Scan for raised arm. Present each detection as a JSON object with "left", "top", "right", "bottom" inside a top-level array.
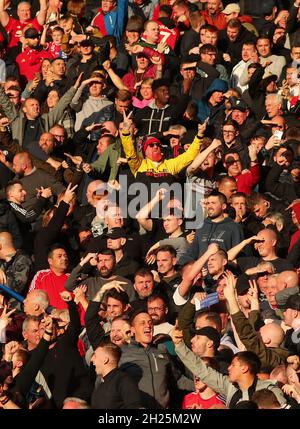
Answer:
[
  {"left": 187, "top": 137, "right": 221, "bottom": 175},
  {"left": 120, "top": 110, "right": 142, "bottom": 175},
  {"left": 172, "top": 326, "right": 230, "bottom": 396},
  {"left": 227, "top": 235, "right": 258, "bottom": 262},
  {"left": 136, "top": 188, "right": 167, "bottom": 232},
  {"left": 0, "top": 0, "right": 9, "bottom": 27},
  {"left": 103, "top": 60, "right": 129, "bottom": 91},
  {"left": 176, "top": 243, "right": 220, "bottom": 299},
  {"left": 37, "top": 0, "right": 48, "bottom": 26}
]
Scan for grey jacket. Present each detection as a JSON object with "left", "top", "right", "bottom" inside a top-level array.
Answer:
[
  {"left": 175, "top": 341, "right": 287, "bottom": 408},
  {"left": 0, "top": 86, "right": 77, "bottom": 146},
  {"left": 119, "top": 340, "right": 171, "bottom": 409},
  {"left": 119, "top": 340, "right": 194, "bottom": 409}
]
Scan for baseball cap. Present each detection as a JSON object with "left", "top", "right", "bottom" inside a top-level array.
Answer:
[
  {"left": 79, "top": 39, "right": 94, "bottom": 48},
  {"left": 284, "top": 294, "right": 300, "bottom": 311},
  {"left": 230, "top": 97, "right": 248, "bottom": 112},
  {"left": 24, "top": 27, "right": 40, "bottom": 39},
  {"left": 143, "top": 137, "right": 161, "bottom": 153},
  {"left": 192, "top": 326, "right": 221, "bottom": 351},
  {"left": 222, "top": 3, "right": 240, "bottom": 15},
  {"left": 103, "top": 227, "right": 128, "bottom": 239}
]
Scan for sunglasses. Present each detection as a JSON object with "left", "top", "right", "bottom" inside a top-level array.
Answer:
[
  {"left": 225, "top": 159, "right": 240, "bottom": 166},
  {"left": 148, "top": 143, "right": 161, "bottom": 148}
]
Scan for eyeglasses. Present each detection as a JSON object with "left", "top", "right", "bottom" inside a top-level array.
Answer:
[
  {"left": 225, "top": 159, "right": 240, "bottom": 166},
  {"left": 148, "top": 306, "right": 165, "bottom": 312},
  {"left": 148, "top": 143, "right": 161, "bottom": 148},
  {"left": 223, "top": 130, "right": 235, "bottom": 135}
]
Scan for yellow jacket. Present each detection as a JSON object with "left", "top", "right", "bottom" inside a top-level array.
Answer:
[{"left": 121, "top": 133, "right": 203, "bottom": 177}]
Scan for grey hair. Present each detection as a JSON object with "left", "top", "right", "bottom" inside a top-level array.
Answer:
[
  {"left": 265, "top": 93, "right": 283, "bottom": 105},
  {"left": 63, "top": 397, "right": 90, "bottom": 409}
]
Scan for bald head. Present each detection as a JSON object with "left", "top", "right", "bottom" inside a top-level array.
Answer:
[
  {"left": 0, "top": 232, "right": 14, "bottom": 248},
  {"left": 259, "top": 322, "right": 285, "bottom": 348},
  {"left": 86, "top": 180, "right": 106, "bottom": 206},
  {"left": 13, "top": 152, "right": 33, "bottom": 177},
  {"left": 277, "top": 271, "right": 299, "bottom": 291}
]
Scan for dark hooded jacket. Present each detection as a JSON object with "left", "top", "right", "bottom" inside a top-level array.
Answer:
[
  {"left": 178, "top": 216, "right": 244, "bottom": 265},
  {"left": 196, "top": 78, "right": 228, "bottom": 125}
]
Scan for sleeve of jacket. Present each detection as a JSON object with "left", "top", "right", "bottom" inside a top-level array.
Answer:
[
  {"left": 165, "top": 135, "right": 202, "bottom": 175},
  {"left": 7, "top": 210, "right": 23, "bottom": 249},
  {"left": 276, "top": 286, "right": 299, "bottom": 307},
  {"left": 85, "top": 300, "right": 105, "bottom": 350},
  {"left": 286, "top": 4, "right": 299, "bottom": 34},
  {"left": 248, "top": 66, "right": 264, "bottom": 99},
  {"left": 29, "top": 270, "right": 43, "bottom": 292},
  {"left": 0, "top": 86, "right": 18, "bottom": 121},
  {"left": 6, "top": 254, "right": 32, "bottom": 295},
  {"left": 116, "top": 0, "right": 128, "bottom": 41},
  {"left": 42, "top": 171, "right": 66, "bottom": 196},
  {"left": 13, "top": 338, "right": 50, "bottom": 400},
  {"left": 46, "top": 86, "right": 77, "bottom": 127},
  {"left": 231, "top": 222, "right": 244, "bottom": 248},
  {"left": 171, "top": 93, "right": 190, "bottom": 120},
  {"left": 178, "top": 231, "right": 200, "bottom": 265},
  {"left": 178, "top": 301, "right": 196, "bottom": 348},
  {"left": 10, "top": 197, "right": 47, "bottom": 223},
  {"left": 0, "top": 129, "right": 21, "bottom": 155},
  {"left": 64, "top": 263, "right": 85, "bottom": 291},
  {"left": 196, "top": 61, "right": 220, "bottom": 79},
  {"left": 231, "top": 311, "right": 286, "bottom": 368},
  {"left": 120, "top": 132, "right": 142, "bottom": 176},
  {"left": 249, "top": 164, "right": 260, "bottom": 187},
  {"left": 175, "top": 341, "right": 231, "bottom": 396},
  {"left": 63, "top": 300, "right": 82, "bottom": 347},
  {"left": 265, "top": 164, "right": 297, "bottom": 203}
]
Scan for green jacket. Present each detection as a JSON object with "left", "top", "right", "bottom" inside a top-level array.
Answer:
[
  {"left": 231, "top": 310, "right": 289, "bottom": 369},
  {"left": 175, "top": 341, "right": 287, "bottom": 408},
  {"left": 178, "top": 300, "right": 196, "bottom": 348},
  {"left": 90, "top": 140, "right": 121, "bottom": 181}
]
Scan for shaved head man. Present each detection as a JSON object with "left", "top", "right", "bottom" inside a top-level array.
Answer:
[{"left": 259, "top": 323, "right": 285, "bottom": 348}]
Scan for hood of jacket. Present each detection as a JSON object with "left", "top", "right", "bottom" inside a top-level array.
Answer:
[{"left": 204, "top": 78, "right": 228, "bottom": 98}]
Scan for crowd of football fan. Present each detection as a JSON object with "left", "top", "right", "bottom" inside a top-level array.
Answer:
[{"left": 0, "top": 0, "right": 300, "bottom": 410}]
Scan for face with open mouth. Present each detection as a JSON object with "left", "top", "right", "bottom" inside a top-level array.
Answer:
[{"left": 131, "top": 312, "right": 154, "bottom": 347}]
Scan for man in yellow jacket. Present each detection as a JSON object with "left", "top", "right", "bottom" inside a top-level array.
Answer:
[{"left": 120, "top": 112, "right": 207, "bottom": 186}]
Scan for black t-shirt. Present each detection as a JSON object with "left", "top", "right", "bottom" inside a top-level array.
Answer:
[
  {"left": 237, "top": 256, "right": 294, "bottom": 273},
  {"left": 23, "top": 119, "right": 43, "bottom": 149}
]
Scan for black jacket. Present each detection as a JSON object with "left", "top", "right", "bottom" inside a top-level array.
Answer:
[
  {"left": 133, "top": 95, "right": 190, "bottom": 137},
  {"left": 218, "top": 27, "right": 257, "bottom": 70},
  {"left": 265, "top": 164, "right": 299, "bottom": 204},
  {"left": 91, "top": 368, "right": 143, "bottom": 409},
  {"left": 0, "top": 200, "right": 23, "bottom": 248}
]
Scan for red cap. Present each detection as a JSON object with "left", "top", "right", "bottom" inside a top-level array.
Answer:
[{"left": 143, "top": 137, "right": 161, "bottom": 153}]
